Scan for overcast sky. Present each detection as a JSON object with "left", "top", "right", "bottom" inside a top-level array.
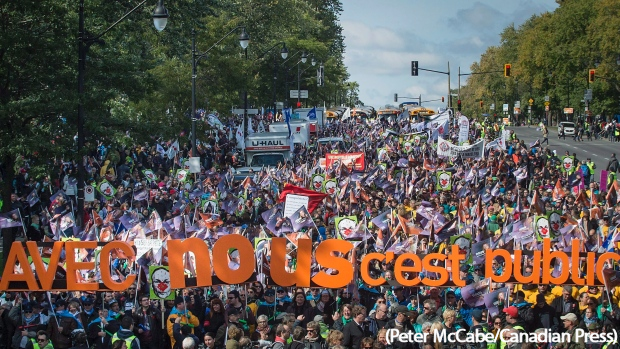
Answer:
[{"left": 340, "top": 0, "right": 559, "bottom": 111}]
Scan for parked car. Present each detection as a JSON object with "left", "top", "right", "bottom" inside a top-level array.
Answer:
[{"left": 558, "top": 121, "right": 575, "bottom": 135}]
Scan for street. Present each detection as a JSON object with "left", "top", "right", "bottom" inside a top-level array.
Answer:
[{"left": 507, "top": 125, "right": 616, "bottom": 179}]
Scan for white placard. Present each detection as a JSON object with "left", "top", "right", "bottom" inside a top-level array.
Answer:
[
  {"left": 84, "top": 185, "right": 95, "bottom": 202},
  {"left": 134, "top": 239, "right": 163, "bottom": 259},
  {"left": 283, "top": 194, "right": 310, "bottom": 218},
  {"left": 188, "top": 157, "right": 201, "bottom": 173},
  {"left": 458, "top": 115, "right": 469, "bottom": 144}
]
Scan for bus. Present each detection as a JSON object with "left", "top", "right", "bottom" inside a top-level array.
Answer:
[
  {"left": 377, "top": 108, "right": 400, "bottom": 121},
  {"left": 408, "top": 107, "right": 435, "bottom": 121},
  {"left": 399, "top": 101, "right": 419, "bottom": 111}
]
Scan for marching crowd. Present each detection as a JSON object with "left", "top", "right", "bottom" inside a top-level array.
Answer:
[{"left": 2, "top": 110, "right": 620, "bottom": 349}]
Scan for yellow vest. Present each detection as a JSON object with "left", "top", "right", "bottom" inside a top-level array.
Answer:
[
  {"left": 31, "top": 338, "right": 54, "bottom": 349},
  {"left": 112, "top": 333, "right": 137, "bottom": 349},
  {"left": 499, "top": 325, "right": 524, "bottom": 349}
]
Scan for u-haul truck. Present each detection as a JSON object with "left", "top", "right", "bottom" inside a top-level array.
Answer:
[{"left": 234, "top": 132, "right": 291, "bottom": 179}]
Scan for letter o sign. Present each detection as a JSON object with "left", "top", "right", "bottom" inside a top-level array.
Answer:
[{"left": 212, "top": 235, "right": 255, "bottom": 284}]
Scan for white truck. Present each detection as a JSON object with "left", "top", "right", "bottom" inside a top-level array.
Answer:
[
  {"left": 268, "top": 120, "right": 310, "bottom": 146},
  {"left": 234, "top": 132, "right": 291, "bottom": 179},
  {"left": 294, "top": 107, "right": 325, "bottom": 129}
]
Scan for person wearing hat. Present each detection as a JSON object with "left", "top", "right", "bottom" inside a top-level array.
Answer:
[
  {"left": 389, "top": 286, "right": 408, "bottom": 308},
  {"left": 556, "top": 313, "right": 585, "bottom": 349},
  {"left": 532, "top": 294, "right": 559, "bottom": 332},
  {"left": 214, "top": 307, "right": 242, "bottom": 348},
  {"left": 468, "top": 309, "right": 490, "bottom": 349},
  {"left": 257, "top": 289, "right": 280, "bottom": 327},
  {"left": 46, "top": 298, "right": 78, "bottom": 349},
  {"left": 502, "top": 306, "right": 526, "bottom": 333},
  {"left": 167, "top": 296, "right": 199, "bottom": 349},
  {"left": 78, "top": 297, "right": 98, "bottom": 330},
  {"left": 459, "top": 265, "right": 474, "bottom": 286},
  {"left": 225, "top": 290, "right": 256, "bottom": 335},
  {"left": 7, "top": 299, "right": 47, "bottom": 349},
  {"left": 314, "top": 290, "right": 337, "bottom": 329},
  {"left": 383, "top": 305, "right": 413, "bottom": 349}
]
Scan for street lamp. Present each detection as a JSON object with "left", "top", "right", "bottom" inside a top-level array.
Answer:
[
  {"left": 254, "top": 42, "right": 288, "bottom": 118},
  {"left": 281, "top": 50, "right": 307, "bottom": 108},
  {"left": 297, "top": 52, "right": 314, "bottom": 107},
  {"left": 76, "top": 0, "right": 169, "bottom": 226},
  {"left": 190, "top": 26, "right": 249, "bottom": 156},
  {"left": 152, "top": 0, "right": 169, "bottom": 31}
]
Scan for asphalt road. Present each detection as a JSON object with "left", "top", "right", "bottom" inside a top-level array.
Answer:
[{"left": 507, "top": 125, "right": 616, "bottom": 180}]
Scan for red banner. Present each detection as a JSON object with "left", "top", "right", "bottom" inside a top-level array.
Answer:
[{"left": 325, "top": 152, "right": 365, "bottom": 171}]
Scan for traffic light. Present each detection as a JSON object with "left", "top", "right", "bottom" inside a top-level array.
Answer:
[
  {"left": 589, "top": 69, "right": 596, "bottom": 83},
  {"left": 480, "top": 100, "right": 483, "bottom": 108},
  {"left": 504, "top": 64, "right": 511, "bottom": 77},
  {"left": 441, "top": 96, "right": 445, "bottom": 103},
  {"left": 296, "top": 101, "right": 302, "bottom": 108},
  {"left": 457, "top": 99, "right": 462, "bottom": 111},
  {"left": 411, "top": 61, "right": 418, "bottom": 76},
  {"left": 394, "top": 93, "right": 398, "bottom": 102}
]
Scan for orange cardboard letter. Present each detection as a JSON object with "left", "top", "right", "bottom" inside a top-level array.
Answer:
[
  {"left": 270, "top": 237, "right": 312, "bottom": 287},
  {"left": 168, "top": 238, "right": 212, "bottom": 288},
  {"left": 361, "top": 253, "right": 387, "bottom": 286},
  {"left": 100, "top": 242, "right": 136, "bottom": 291},
  {"left": 394, "top": 253, "right": 422, "bottom": 287},
  {"left": 65, "top": 241, "right": 98, "bottom": 291},
  {"left": 212, "top": 235, "right": 254, "bottom": 285},
  {"left": 313, "top": 239, "right": 354, "bottom": 288},
  {"left": 0, "top": 242, "right": 38, "bottom": 291},
  {"left": 27, "top": 241, "right": 63, "bottom": 290}
]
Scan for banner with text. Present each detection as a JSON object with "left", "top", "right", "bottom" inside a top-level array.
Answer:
[{"left": 325, "top": 152, "right": 366, "bottom": 171}]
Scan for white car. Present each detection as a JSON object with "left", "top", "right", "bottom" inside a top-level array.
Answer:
[{"left": 558, "top": 122, "right": 575, "bottom": 135}]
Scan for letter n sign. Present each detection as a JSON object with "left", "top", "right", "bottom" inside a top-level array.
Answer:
[{"left": 411, "top": 61, "right": 418, "bottom": 76}]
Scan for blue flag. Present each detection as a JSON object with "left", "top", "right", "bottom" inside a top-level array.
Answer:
[
  {"left": 307, "top": 107, "right": 317, "bottom": 120},
  {"left": 284, "top": 108, "right": 292, "bottom": 137}
]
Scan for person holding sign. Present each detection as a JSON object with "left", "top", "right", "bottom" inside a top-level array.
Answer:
[{"left": 167, "top": 297, "right": 199, "bottom": 349}]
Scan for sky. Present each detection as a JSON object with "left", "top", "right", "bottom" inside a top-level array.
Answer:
[{"left": 340, "top": 0, "right": 559, "bottom": 111}]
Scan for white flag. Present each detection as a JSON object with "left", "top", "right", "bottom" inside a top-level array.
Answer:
[
  {"left": 341, "top": 107, "right": 351, "bottom": 121},
  {"left": 168, "top": 139, "right": 179, "bottom": 158},
  {"left": 247, "top": 118, "right": 254, "bottom": 134},
  {"left": 236, "top": 123, "right": 245, "bottom": 150}
]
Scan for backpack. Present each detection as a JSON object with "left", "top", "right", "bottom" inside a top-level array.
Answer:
[
  {"left": 610, "top": 159, "right": 619, "bottom": 173},
  {"left": 515, "top": 304, "right": 534, "bottom": 331}
]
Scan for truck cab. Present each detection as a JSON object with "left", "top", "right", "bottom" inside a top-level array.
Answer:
[{"left": 234, "top": 132, "right": 291, "bottom": 179}]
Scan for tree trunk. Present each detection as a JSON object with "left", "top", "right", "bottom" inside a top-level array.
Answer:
[{"left": 1, "top": 154, "right": 16, "bottom": 273}]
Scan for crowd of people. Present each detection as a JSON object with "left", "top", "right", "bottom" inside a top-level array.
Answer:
[{"left": 2, "top": 109, "right": 620, "bottom": 349}]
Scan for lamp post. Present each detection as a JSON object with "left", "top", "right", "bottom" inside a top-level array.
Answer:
[
  {"left": 190, "top": 26, "right": 249, "bottom": 153},
  {"left": 297, "top": 52, "right": 310, "bottom": 107},
  {"left": 77, "top": 0, "right": 168, "bottom": 226},
  {"left": 281, "top": 50, "right": 304, "bottom": 107}
]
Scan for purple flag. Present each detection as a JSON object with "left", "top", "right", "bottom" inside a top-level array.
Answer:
[
  {"left": 371, "top": 210, "right": 391, "bottom": 232},
  {"left": 0, "top": 209, "right": 23, "bottom": 229},
  {"left": 461, "top": 279, "right": 491, "bottom": 307},
  {"left": 26, "top": 190, "right": 39, "bottom": 207},
  {"left": 484, "top": 287, "right": 508, "bottom": 317}
]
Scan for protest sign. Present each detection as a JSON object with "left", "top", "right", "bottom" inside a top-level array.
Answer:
[
  {"left": 283, "top": 194, "right": 310, "bottom": 218},
  {"left": 325, "top": 152, "right": 366, "bottom": 171}
]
